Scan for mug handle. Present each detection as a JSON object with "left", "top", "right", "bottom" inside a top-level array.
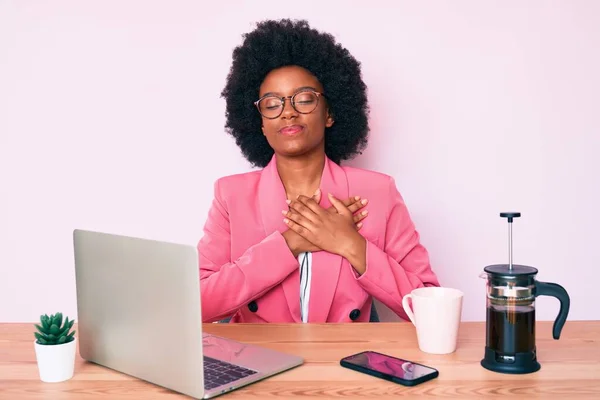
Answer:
[{"left": 401, "top": 294, "right": 416, "bottom": 325}]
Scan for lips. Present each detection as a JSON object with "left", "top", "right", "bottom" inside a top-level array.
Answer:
[{"left": 279, "top": 125, "right": 304, "bottom": 136}]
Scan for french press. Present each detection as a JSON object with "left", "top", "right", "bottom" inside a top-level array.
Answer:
[{"left": 480, "top": 212, "right": 570, "bottom": 374}]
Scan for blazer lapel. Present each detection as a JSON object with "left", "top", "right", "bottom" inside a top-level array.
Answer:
[
  {"left": 258, "top": 155, "right": 301, "bottom": 322},
  {"left": 308, "top": 157, "right": 349, "bottom": 322}
]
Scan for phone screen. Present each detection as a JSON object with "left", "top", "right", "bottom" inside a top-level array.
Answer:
[{"left": 342, "top": 351, "right": 437, "bottom": 381}]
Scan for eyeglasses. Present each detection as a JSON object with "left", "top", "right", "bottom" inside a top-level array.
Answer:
[{"left": 254, "top": 89, "right": 325, "bottom": 119}]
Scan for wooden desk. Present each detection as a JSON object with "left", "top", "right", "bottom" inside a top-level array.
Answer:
[{"left": 1, "top": 321, "right": 599, "bottom": 399}]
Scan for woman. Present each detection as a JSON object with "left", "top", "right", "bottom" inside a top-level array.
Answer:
[{"left": 198, "top": 19, "right": 440, "bottom": 323}]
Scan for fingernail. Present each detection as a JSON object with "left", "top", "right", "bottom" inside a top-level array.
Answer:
[
  {"left": 286, "top": 199, "right": 291, "bottom": 205},
  {"left": 283, "top": 218, "right": 289, "bottom": 224},
  {"left": 361, "top": 199, "right": 368, "bottom": 205},
  {"left": 281, "top": 210, "right": 288, "bottom": 215},
  {"left": 357, "top": 222, "right": 363, "bottom": 228},
  {"left": 362, "top": 210, "right": 368, "bottom": 215},
  {"left": 354, "top": 196, "right": 360, "bottom": 200},
  {"left": 314, "top": 188, "right": 321, "bottom": 195}
]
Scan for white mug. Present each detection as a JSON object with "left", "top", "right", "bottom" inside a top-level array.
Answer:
[{"left": 402, "top": 287, "right": 464, "bottom": 354}]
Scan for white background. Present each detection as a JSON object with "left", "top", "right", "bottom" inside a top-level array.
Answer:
[{"left": 1, "top": 1, "right": 598, "bottom": 322}]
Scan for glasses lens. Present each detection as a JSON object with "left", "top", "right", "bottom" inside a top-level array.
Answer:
[
  {"left": 258, "top": 96, "right": 282, "bottom": 118},
  {"left": 293, "top": 91, "right": 318, "bottom": 114}
]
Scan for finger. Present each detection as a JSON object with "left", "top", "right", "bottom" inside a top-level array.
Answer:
[
  {"left": 356, "top": 222, "right": 363, "bottom": 231},
  {"left": 353, "top": 209, "right": 369, "bottom": 223},
  {"left": 286, "top": 198, "right": 320, "bottom": 224},
  {"left": 312, "top": 188, "right": 322, "bottom": 204},
  {"left": 330, "top": 196, "right": 364, "bottom": 213},
  {"left": 341, "top": 195, "right": 360, "bottom": 207},
  {"left": 347, "top": 198, "right": 368, "bottom": 214},
  {"left": 282, "top": 208, "right": 317, "bottom": 231},
  {"left": 328, "top": 193, "right": 351, "bottom": 216},
  {"left": 283, "top": 217, "right": 313, "bottom": 241},
  {"left": 328, "top": 196, "right": 352, "bottom": 213},
  {"left": 296, "top": 195, "right": 327, "bottom": 217},
  {"left": 333, "top": 196, "right": 358, "bottom": 212}
]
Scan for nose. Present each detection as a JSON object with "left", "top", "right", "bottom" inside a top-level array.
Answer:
[{"left": 280, "top": 97, "right": 298, "bottom": 119}]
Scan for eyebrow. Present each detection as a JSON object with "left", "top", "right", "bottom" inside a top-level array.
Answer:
[{"left": 261, "top": 86, "right": 318, "bottom": 97}]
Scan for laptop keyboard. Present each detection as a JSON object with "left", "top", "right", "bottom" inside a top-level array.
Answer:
[{"left": 203, "top": 356, "right": 258, "bottom": 390}]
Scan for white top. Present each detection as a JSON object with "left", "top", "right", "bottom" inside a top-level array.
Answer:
[{"left": 298, "top": 252, "right": 312, "bottom": 323}]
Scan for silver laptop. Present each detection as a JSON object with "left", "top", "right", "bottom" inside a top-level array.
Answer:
[{"left": 73, "top": 229, "right": 303, "bottom": 399}]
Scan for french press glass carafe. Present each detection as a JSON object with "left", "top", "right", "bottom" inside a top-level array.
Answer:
[{"left": 480, "top": 212, "right": 570, "bottom": 374}]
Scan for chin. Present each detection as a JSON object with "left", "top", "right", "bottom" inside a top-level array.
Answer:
[
  {"left": 270, "top": 138, "right": 324, "bottom": 159},
  {"left": 278, "top": 148, "right": 309, "bottom": 157}
]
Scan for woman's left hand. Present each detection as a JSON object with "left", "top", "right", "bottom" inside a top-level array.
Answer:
[{"left": 282, "top": 193, "right": 366, "bottom": 260}]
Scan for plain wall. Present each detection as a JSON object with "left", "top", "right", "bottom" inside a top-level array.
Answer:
[{"left": 1, "top": 1, "right": 598, "bottom": 323}]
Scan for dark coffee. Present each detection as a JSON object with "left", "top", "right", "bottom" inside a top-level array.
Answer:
[{"left": 486, "top": 307, "right": 535, "bottom": 354}]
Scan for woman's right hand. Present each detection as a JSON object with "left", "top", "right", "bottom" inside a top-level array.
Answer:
[{"left": 283, "top": 194, "right": 368, "bottom": 257}]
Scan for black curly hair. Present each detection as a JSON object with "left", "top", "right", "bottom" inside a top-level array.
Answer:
[{"left": 221, "top": 19, "right": 370, "bottom": 168}]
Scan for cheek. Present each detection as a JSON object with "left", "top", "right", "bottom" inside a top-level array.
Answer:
[
  {"left": 309, "top": 111, "right": 328, "bottom": 130},
  {"left": 263, "top": 120, "right": 278, "bottom": 136}
]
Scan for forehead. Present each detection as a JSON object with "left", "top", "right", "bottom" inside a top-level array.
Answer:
[{"left": 259, "top": 65, "right": 323, "bottom": 96}]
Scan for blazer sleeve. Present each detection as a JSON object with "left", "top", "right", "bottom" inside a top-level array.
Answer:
[
  {"left": 198, "top": 179, "right": 299, "bottom": 322},
  {"left": 355, "top": 176, "right": 440, "bottom": 320}
]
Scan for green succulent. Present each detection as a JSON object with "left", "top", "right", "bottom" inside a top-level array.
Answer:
[{"left": 34, "top": 312, "right": 76, "bottom": 345}]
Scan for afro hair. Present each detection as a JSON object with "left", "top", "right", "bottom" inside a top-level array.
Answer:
[{"left": 221, "top": 19, "right": 370, "bottom": 168}]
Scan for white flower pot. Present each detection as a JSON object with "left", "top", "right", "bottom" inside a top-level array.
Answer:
[{"left": 34, "top": 338, "right": 77, "bottom": 382}]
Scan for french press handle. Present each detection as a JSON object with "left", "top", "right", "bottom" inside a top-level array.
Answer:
[{"left": 535, "top": 281, "right": 570, "bottom": 339}]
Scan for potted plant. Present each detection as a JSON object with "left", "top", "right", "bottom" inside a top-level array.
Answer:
[{"left": 33, "top": 312, "right": 77, "bottom": 382}]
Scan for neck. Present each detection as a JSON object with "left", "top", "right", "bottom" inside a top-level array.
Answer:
[{"left": 276, "top": 151, "right": 326, "bottom": 200}]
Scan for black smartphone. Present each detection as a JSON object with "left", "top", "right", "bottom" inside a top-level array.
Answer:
[{"left": 340, "top": 351, "right": 439, "bottom": 386}]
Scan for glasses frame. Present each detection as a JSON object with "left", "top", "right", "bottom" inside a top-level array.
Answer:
[{"left": 253, "top": 89, "right": 326, "bottom": 119}]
